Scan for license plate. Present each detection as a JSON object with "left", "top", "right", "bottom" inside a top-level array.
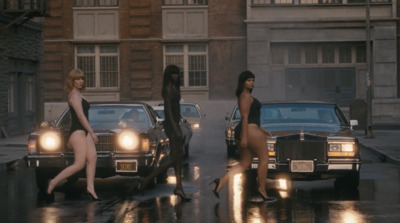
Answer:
[
  {"left": 291, "top": 160, "right": 314, "bottom": 172},
  {"left": 116, "top": 160, "right": 137, "bottom": 172}
]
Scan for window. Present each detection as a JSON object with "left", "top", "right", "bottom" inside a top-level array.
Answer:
[
  {"left": 288, "top": 46, "right": 301, "bottom": 64},
  {"left": 163, "top": 0, "right": 208, "bottom": 5},
  {"left": 25, "top": 75, "right": 34, "bottom": 111},
  {"left": 322, "top": 46, "right": 335, "bottom": 63},
  {"left": 271, "top": 46, "right": 285, "bottom": 64},
  {"left": 74, "top": 0, "right": 118, "bottom": 7},
  {"left": 305, "top": 46, "right": 318, "bottom": 64},
  {"left": 339, "top": 46, "right": 352, "bottom": 63},
  {"left": 165, "top": 44, "right": 208, "bottom": 88},
  {"left": 356, "top": 45, "right": 366, "bottom": 63},
  {"left": 8, "top": 75, "right": 16, "bottom": 113},
  {"left": 75, "top": 45, "right": 119, "bottom": 89}
]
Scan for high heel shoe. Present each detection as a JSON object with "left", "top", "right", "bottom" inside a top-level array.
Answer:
[
  {"left": 173, "top": 189, "right": 191, "bottom": 202},
  {"left": 209, "top": 178, "right": 220, "bottom": 199},
  {"left": 257, "top": 190, "right": 277, "bottom": 203},
  {"left": 86, "top": 190, "right": 102, "bottom": 201}
]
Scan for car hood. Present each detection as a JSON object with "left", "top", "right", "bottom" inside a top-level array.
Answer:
[{"left": 262, "top": 123, "right": 355, "bottom": 138}]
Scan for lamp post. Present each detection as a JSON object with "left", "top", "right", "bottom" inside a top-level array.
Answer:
[{"left": 366, "top": 0, "right": 373, "bottom": 138}]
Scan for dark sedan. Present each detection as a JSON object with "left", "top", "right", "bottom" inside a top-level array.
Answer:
[
  {"left": 25, "top": 102, "right": 170, "bottom": 190},
  {"left": 227, "top": 102, "right": 361, "bottom": 189}
]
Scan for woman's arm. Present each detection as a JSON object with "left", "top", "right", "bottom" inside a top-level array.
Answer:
[
  {"left": 238, "top": 93, "right": 252, "bottom": 148},
  {"left": 69, "top": 93, "right": 98, "bottom": 143}
]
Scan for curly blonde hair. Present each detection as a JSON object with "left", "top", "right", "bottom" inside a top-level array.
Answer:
[{"left": 65, "top": 69, "right": 86, "bottom": 93}]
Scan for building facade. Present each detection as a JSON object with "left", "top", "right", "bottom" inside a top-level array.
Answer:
[
  {"left": 43, "top": 0, "right": 399, "bottom": 121},
  {"left": 246, "top": 0, "right": 399, "bottom": 120},
  {"left": 0, "top": 0, "right": 47, "bottom": 137}
]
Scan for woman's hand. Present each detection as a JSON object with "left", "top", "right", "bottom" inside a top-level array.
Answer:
[{"left": 90, "top": 132, "right": 98, "bottom": 144}]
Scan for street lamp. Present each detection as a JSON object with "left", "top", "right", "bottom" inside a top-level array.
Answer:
[{"left": 366, "top": 0, "right": 373, "bottom": 138}]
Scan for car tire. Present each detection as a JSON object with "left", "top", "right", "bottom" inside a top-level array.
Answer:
[
  {"left": 227, "top": 145, "right": 236, "bottom": 158},
  {"left": 334, "top": 171, "right": 360, "bottom": 190},
  {"left": 35, "top": 169, "right": 51, "bottom": 191},
  {"left": 184, "top": 144, "right": 189, "bottom": 158}
]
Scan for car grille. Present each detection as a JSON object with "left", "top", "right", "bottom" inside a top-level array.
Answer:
[
  {"left": 276, "top": 134, "right": 327, "bottom": 163},
  {"left": 96, "top": 134, "right": 115, "bottom": 152}
]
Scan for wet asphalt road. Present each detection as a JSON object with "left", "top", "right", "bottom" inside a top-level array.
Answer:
[{"left": 1, "top": 116, "right": 400, "bottom": 223}]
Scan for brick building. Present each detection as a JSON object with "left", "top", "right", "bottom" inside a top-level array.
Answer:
[
  {"left": 0, "top": 0, "right": 47, "bottom": 136},
  {"left": 43, "top": 0, "right": 399, "bottom": 121}
]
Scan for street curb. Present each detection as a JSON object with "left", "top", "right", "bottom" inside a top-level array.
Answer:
[{"left": 360, "top": 143, "right": 400, "bottom": 166}]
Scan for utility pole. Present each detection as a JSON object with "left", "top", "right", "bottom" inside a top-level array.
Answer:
[{"left": 366, "top": 0, "right": 373, "bottom": 138}]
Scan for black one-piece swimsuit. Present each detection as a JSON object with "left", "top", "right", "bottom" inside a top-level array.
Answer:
[
  {"left": 69, "top": 98, "right": 90, "bottom": 138},
  {"left": 234, "top": 97, "right": 261, "bottom": 140}
]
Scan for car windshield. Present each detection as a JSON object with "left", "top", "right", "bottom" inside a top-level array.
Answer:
[
  {"left": 154, "top": 110, "right": 165, "bottom": 119},
  {"left": 89, "top": 105, "right": 151, "bottom": 131},
  {"left": 260, "top": 103, "right": 348, "bottom": 129},
  {"left": 181, "top": 104, "right": 200, "bottom": 118}
]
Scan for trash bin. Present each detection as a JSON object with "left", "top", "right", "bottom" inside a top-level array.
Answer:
[{"left": 349, "top": 99, "right": 367, "bottom": 131}]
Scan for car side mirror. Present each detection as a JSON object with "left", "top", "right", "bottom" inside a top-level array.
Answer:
[
  {"left": 156, "top": 117, "right": 164, "bottom": 124},
  {"left": 350, "top": 120, "right": 358, "bottom": 129}
]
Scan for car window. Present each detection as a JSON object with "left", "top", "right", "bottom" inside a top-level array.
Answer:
[
  {"left": 233, "top": 107, "right": 241, "bottom": 120},
  {"left": 89, "top": 105, "right": 151, "bottom": 130},
  {"left": 181, "top": 104, "right": 200, "bottom": 118},
  {"left": 261, "top": 103, "right": 345, "bottom": 125}
]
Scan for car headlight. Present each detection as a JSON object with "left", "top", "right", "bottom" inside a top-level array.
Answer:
[
  {"left": 192, "top": 123, "right": 200, "bottom": 129},
  {"left": 116, "top": 129, "right": 151, "bottom": 152},
  {"left": 226, "top": 126, "right": 234, "bottom": 138},
  {"left": 328, "top": 143, "right": 355, "bottom": 157},
  {"left": 266, "top": 137, "right": 276, "bottom": 157},
  {"left": 117, "top": 130, "right": 139, "bottom": 151},
  {"left": 38, "top": 131, "right": 62, "bottom": 152}
]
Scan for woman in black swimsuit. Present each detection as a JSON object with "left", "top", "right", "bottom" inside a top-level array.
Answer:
[
  {"left": 46, "top": 69, "right": 100, "bottom": 201},
  {"left": 211, "top": 71, "right": 275, "bottom": 202},
  {"left": 139, "top": 65, "right": 190, "bottom": 201}
]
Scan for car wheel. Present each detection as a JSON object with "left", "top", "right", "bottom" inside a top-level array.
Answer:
[
  {"left": 35, "top": 169, "right": 51, "bottom": 191},
  {"left": 227, "top": 145, "right": 236, "bottom": 158},
  {"left": 334, "top": 171, "right": 360, "bottom": 190},
  {"left": 184, "top": 144, "right": 189, "bottom": 158}
]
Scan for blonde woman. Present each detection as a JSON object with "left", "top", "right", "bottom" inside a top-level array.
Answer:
[{"left": 46, "top": 69, "right": 100, "bottom": 201}]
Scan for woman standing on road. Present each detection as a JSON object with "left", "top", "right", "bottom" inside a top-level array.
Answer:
[
  {"left": 210, "top": 70, "right": 275, "bottom": 202},
  {"left": 139, "top": 65, "right": 190, "bottom": 202},
  {"left": 46, "top": 69, "right": 101, "bottom": 201}
]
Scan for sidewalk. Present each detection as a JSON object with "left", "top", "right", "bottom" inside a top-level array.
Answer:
[{"left": 0, "top": 134, "right": 30, "bottom": 172}]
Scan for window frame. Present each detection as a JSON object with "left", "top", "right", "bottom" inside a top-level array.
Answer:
[
  {"left": 74, "top": 44, "right": 120, "bottom": 90},
  {"left": 164, "top": 43, "right": 208, "bottom": 89}
]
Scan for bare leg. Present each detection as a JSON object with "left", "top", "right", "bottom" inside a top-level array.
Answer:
[
  {"left": 173, "top": 138, "right": 184, "bottom": 192},
  {"left": 216, "top": 144, "right": 253, "bottom": 193},
  {"left": 47, "top": 131, "right": 87, "bottom": 194},
  {"left": 247, "top": 125, "right": 269, "bottom": 198},
  {"left": 85, "top": 134, "right": 98, "bottom": 198}
]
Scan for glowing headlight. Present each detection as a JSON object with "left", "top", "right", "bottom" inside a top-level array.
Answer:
[
  {"left": 117, "top": 130, "right": 139, "bottom": 151},
  {"left": 192, "top": 123, "right": 200, "bottom": 129},
  {"left": 39, "top": 131, "right": 62, "bottom": 152},
  {"left": 328, "top": 143, "right": 355, "bottom": 157}
]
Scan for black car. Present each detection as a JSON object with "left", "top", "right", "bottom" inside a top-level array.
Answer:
[
  {"left": 25, "top": 102, "right": 170, "bottom": 190},
  {"left": 226, "top": 102, "right": 361, "bottom": 189}
]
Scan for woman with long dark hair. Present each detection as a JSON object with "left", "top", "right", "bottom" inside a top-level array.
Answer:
[
  {"left": 210, "top": 71, "right": 275, "bottom": 202},
  {"left": 46, "top": 69, "right": 100, "bottom": 201},
  {"left": 139, "top": 65, "right": 190, "bottom": 202}
]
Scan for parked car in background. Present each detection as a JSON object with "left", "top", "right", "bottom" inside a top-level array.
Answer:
[
  {"left": 225, "top": 105, "right": 240, "bottom": 157},
  {"left": 159, "top": 102, "right": 206, "bottom": 131},
  {"left": 25, "top": 102, "right": 170, "bottom": 190},
  {"left": 227, "top": 102, "right": 361, "bottom": 189},
  {"left": 152, "top": 105, "right": 193, "bottom": 158}
]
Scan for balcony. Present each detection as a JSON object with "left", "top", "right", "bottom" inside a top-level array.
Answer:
[{"left": 1, "top": 0, "right": 49, "bottom": 29}]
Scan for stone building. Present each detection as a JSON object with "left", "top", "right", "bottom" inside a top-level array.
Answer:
[
  {"left": 0, "top": 0, "right": 48, "bottom": 137},
  {"left": 246, "top": 0, "right": 399, "bottom": 121},
  {"left": 43, "top": 0, "right": 399, "bottom": 121}
]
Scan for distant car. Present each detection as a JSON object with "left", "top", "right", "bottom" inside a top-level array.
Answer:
[
  {"left": 152, "top": 105, "right": 193, "bottom": 158},
  {"left": 225, "top": 105, "right": 240, "bottom": 157},
  {"left": 227, "top": 102, "right": 362, "bottom": 189},
  {"left": 25, "top": 102, "right": 170, "bottom": 190},
  {"left": 159, "top": 102, "right": 206, "bottom": 131}
]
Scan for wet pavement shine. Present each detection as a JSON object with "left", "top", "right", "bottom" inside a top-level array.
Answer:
[{"left": 0, "top": 100, "right": 400, "bottom": 223}]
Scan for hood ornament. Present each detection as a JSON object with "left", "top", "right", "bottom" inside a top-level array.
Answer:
[{"left": 300, "top": 128, "right": 304, "bottom": 141}]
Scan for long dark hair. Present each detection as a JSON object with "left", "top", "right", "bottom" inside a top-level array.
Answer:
[
  {"left": 162, "top": 64, "right": 181, "bottom": 99},
  {"left": 235, "top": 70, "right": 255, "bottom": 98}
]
